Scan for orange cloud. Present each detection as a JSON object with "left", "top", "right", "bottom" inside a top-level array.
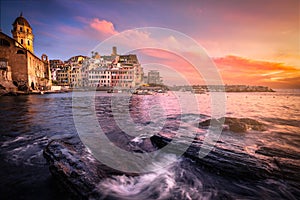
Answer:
[
  {"left": 137, "top": 50, "right": 300, "bottom": 88},
  {"left": 89, "top": 18, "right": 118, "bottom": 35},
  {"left": 214, "top": 55, "right": 298, "bottom": 71},
  {"left": 134, "top": 49, "right": 206, "bottom": 85},
  {"left": 213, "top": 55, "right": 300, "bottom": 89}
]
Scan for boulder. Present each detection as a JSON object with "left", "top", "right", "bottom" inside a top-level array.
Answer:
[{"left": 199, "top": 117, "right": 267, "bottom": 133}]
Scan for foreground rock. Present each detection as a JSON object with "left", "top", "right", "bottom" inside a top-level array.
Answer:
[
  {"left": 43, "top": 137, "right": 138, "bottom": 199},
  {"left": 199, "top": 117, "right": 267, "bottom": 133},
  {"left": 44, "top": 127, "right": 300, "bottom": 199},
  {"left": 150, "top": 134, "right": 300, "bottom": 183}
]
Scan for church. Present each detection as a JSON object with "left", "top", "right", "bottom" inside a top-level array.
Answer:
[{"left": 0, "top": 13, "right": 51, "bottom": 91}]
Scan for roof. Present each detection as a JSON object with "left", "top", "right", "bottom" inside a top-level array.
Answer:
[{"left": 12, "top": 13, "right": 31, "bottom": 28}]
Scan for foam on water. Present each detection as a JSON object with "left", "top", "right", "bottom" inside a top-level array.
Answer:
[{"left": 98, "top": 154, "right": 180, "bottom": 199}]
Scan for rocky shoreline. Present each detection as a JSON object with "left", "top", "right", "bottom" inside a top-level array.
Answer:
[
  {"left": 43, "top": 117, "right": 300, "bottom": 199},
  {"left": 0, "top": 79, "right": 17, "bottom": 96}
]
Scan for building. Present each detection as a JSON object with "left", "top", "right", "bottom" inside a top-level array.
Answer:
[
  {"left": 0, "top": 13, "right": 51, "bottom": 91},
  {"left": 146, "top": 70, "right": 162, "bottom": 85},
  {"left": 111, "top": 46, "right": 117, "bottom": 56},
  {"left": 81, "top": 47, "right": 144, "bottom": 88},
  {"left": 50, "top": 55, "right": 86, "bottom": 87},
  {"left": 50, "top": 59, "right": 64, "bottom": 82},
  {"left": 56, "top": 65, "right": 70, "bottom": 86}
]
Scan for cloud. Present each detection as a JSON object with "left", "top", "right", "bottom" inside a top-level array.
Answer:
[
  {"left": 89, "top": 18, "right": 118, "bottom": 35},
  {"left": 213, "top": 55, "right": 298, "bottom": 72},
  {"left": 58, "top": 17, "right": 118, "bottom": 37},
  {"left": 213, "top": 55, "right": 300, "bottom": 88},
  {"left": 138, "top": 51, "right": 300, "bottom": 88},
  {"left": 134, "top": 48, "right": 206, "bottom": 85}
]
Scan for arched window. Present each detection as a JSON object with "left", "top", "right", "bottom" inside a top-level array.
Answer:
[
  {"left": 0, "top": 39, "right": 10, "bottom": 47},
  {"left": 20, "top": 27, "right": 23, "bottom": 32},
  {"left": 28, "top": 40, "right": 30, "bottom": 46},
  {"left": 21, "top": 39, "right": 23, "bottom": 44},
  {"left": 17, "top": 50, "right": 25, "bottom": 54}
]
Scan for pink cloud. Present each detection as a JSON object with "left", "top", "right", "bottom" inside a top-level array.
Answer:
[
  {"left": 56, "top": 17, "right": 119, "bottom": 41},
  {"left": 136, "top": 49, "right": 205, "bottom": 85},
  {"left": 89, "top": 18, "right": 118, "bottom": 35}
]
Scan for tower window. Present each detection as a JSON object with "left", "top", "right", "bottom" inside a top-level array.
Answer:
[
  {"left": 20, "top": 27, "right": 23, "bottom": 32},
  {"left": 28, "top": 40, "right": 30, "bottom": 46},
  {"left": 21, "top": 39, "right": 23, "bottom": 44},
  {"left": 27, "top": 29, "right": 29, "bottom": 33}
]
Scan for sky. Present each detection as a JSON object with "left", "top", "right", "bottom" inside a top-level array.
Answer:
[{"left": 1, "top": 0, "right": 299, "bottom": 88}]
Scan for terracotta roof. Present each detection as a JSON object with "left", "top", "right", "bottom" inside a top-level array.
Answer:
[{"left": 12, "top": 13, "right": 31, "bottom": 28}]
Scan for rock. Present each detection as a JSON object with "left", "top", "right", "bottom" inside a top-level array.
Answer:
[
  {"left": 150, "top": 134, "right": 282, "bottom": 180},
  {"left": 255, "top": 146, "right": 300, "bottom": 182},
  {"left": 44, "top": 133, "right": 300, "bottom": 199},
  {"left": 199, "top": 117, "right": 267, "bottom": 133},
  {"left": 43, "top": 137, "right": 138, "bottom": 200},
  {"left": 0, "top": 76, "right": 18, "bottom": 96}
]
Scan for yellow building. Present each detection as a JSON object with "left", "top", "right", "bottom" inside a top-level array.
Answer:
[
  {"left": 11, "top": 13, "right": 34, "bottom": 53},
  {"left": 0, "top": 13, "right": 51, "bottom": 91}
]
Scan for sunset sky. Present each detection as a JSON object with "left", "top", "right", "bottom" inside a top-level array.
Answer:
[{"left": 1, "top": 0, "right": 299, "bottom": 88}]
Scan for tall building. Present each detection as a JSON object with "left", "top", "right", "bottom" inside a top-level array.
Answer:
[
  {"left": 111, "top": 46, "right": 117, "bottom": 56},
  {"left": 147, "top": 70, "right": 162, "bottom": 85},
  {"left": 11, "top": 13, "right": 34, "bottom": 53},
  {"left": 0, "top": 13, "right": 51, "bottom": 91}
]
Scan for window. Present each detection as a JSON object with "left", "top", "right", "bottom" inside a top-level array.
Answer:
[
  {"left": 21, "top": 39, "right": 23, "bottom": 44},
  {"left": 28, "top": 40, "right": 30, "bottom": 46},
  {"left": 17, "top": 50, "right": 25, "bottom": 54},
  {"left": 20, "top": 27, "right": 23, "bottom": 32},
  {"left": 0, "top": 39, "right": 10, "bottom": 47}
]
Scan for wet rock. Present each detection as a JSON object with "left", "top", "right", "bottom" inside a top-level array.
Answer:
[
  {"left": 255, "top": 146, "right": 300, "bottom": 182},
  {"left": 0, "top": 81, "right": 17, "bottom": 96},
  {"left": 43, "top": 137, "right": 137, "bottom": 200},
  {"left": 150, "top": 134, "right": 282, "bottom": 180},
  {"left": 44, "top": 133, "right": 300, "bottom": 199},
  {"left": 199, "top": 117, "right": 267, "bottom": 133},
  {"left": 256, "top": 146, "right": 300, "bottom": 160}
]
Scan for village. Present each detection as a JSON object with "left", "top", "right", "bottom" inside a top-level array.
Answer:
[{"left": 0, "top": 14, "right": 274, "bottom": 96}]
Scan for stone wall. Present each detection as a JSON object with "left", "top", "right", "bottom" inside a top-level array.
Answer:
[
  {"left": 0, "top": 33, "right": 28, "bottom": 89},
  {"left": 0, "top": 32, "right": 51, "bottom": 91}
]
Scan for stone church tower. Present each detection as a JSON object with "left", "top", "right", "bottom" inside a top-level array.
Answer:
[{"left": 11, "top": 13, "right": 34, "bottom": 53}]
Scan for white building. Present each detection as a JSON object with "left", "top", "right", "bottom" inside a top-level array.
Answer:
[{"left": 81, "top": 48, "right": 143, "bottom": 88}]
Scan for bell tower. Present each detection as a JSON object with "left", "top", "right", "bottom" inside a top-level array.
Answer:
[{"left": 11, "top": 13, "right": 34, "bottom": 53}]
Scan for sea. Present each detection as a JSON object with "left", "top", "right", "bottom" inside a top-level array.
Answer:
[{"left": 0, "top": 89, "right": 299, "bottom": 200}]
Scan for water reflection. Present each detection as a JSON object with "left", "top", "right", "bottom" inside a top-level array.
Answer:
[{"left": 0, "top": 90, "right": 299, "bottom": 199}]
